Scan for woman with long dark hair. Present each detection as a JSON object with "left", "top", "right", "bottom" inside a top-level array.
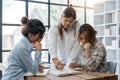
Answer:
[{"left": 76, "top": 23, "right": 107, "bottom": 72}]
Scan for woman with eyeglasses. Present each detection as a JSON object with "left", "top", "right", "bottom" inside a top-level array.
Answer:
[
  {"left": 48, "top": 5, "right": 81, "bottom": 70},
  {"left": 2, "top": 17, "right": 46, "bottom": 80}
]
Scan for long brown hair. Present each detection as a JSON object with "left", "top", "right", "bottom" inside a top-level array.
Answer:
[
  {"left": 78, "top": 23, "right": 97, "bottom": 44},
  {"left": 58, "top": 5, "right": 76, "bottom": 40}
]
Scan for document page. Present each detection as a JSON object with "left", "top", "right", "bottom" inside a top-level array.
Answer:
[
  {"left": 49, "top": 65, "right": 81, "bottom": 77},
  {"left": 24, "top": 69, "right": 49, "bottom": 77}
]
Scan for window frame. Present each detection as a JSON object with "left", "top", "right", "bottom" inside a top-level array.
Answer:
[{"left": 0, "top": 0, "right": 94, "bottom": 79}]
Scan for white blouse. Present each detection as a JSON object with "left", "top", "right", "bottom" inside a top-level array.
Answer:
[{"left": 48, "top": 21, "right": 81, "bottom": 66}]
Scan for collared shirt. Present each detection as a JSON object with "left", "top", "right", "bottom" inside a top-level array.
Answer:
[
  {"left": 1, "top": 36, "right": 41, "bottom": 80},
  {"left": 78, "top": 40, "right": 107, "bottom": 72},
  {"left": 48, "top": 21, "right": 81, "bottom": 66}
]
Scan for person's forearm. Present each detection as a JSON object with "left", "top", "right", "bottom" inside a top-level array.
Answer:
[{"left": 85, "top": 50, "right": 91, "bottom": 59}]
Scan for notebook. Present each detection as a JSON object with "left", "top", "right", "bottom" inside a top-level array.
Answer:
[
  {"left": 49, "top": 67, "right": 82, "bottom": 77},
  {"left": 24, "top": 69, "right": 49, "bottom": 77}
]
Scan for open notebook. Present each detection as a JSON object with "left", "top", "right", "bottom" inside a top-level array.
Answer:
[
  {"left": 49, "top": 66, "right": 82, "bottom": 77},
  {"left": 24, "top": 69, "right": 49, "bottom": 77}
]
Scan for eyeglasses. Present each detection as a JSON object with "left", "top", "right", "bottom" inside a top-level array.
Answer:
[{"left": 39, "top": 33, "right": 45, "bottom": 38}]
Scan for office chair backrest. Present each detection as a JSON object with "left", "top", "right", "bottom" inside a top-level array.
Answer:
[{"left": 107, "top": 61, "right": 117, "bottom": 74}]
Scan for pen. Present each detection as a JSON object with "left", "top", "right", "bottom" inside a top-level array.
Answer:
[
  {"left": 57, "top": 64, "right": 63, "bottom": 71},
  {"left": 60, "top": 64, "right": 64, "bottom": 71},
  {"left": 60, "top": 66, "right": 62, "bottom": 71}
]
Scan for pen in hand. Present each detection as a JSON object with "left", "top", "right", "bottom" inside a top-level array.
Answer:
[
  {"left": 53, "top": 58, "right": 64, "bottom": 71},
  {"left": 56, "top": 64, "right": 64, "bottom": 71}
]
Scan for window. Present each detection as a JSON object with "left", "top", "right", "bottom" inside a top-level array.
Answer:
[
  {"left": 0, "top": 0, "right": 94, "bottom": 78},
  {"left": 2, "top": 1, "right": 25, "bottom": 24},
  {"left": 28, "top": 2, "right": 48, "bottom": 25},
  {"left": 1, "top": 0, "right": 94, "bottom": 66}
]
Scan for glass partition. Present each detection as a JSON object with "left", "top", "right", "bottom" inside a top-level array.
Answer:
[
  {"left": 69, "top": 0, "right": 84, "bottom": 7},
  {"left": 2, "top": 1, "right": 25, "bottom": 24},
  {"left": 2, "top": 26, "right": 22, "bottom": 50},
  {"left": 50, "top": 5, "right": 66, "bottom": 26},
  {"left": 50, "top": 0, "right": 67, "bottom": 4},
  {"left": 75, "top": 7, "right": 84, "bottom": 24},
  {"left": 28, "top": 2, "right": 48, "bottom": 25},
  {"left": 30, "top": 0, "right": 48, "bottom": 2}
]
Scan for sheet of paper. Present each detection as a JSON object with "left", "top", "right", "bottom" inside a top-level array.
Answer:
[
  {"left": 24, "top": 69, "right": 49, "bottom": 77},
  {"left": 49, "top": 65, "right": 81, "bottom": 76}
]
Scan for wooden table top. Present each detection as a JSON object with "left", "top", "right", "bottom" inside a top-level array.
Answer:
[{"left": 24, "top": 69, "right": 118, "bottom": 80}]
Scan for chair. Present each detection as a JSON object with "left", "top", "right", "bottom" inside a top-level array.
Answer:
[{"left": 107, "top": 61, "right": 117, "bottom": 74}]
